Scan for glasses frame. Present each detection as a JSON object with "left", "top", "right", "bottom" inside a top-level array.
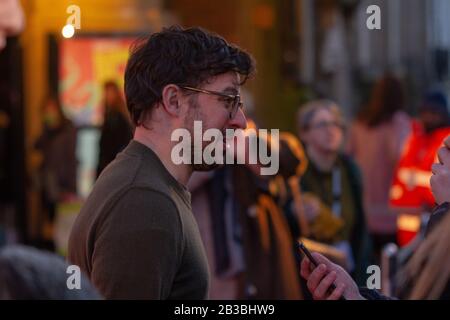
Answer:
[
  {"left": 180, "top": 86, "right": 243, "bottom": 119},
  {"left": 308, "top": 120, "right": 345, "bottom": 131}
]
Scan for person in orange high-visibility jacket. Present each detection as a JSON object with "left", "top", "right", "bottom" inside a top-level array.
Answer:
[{"left": 390, "top": 90, "right": 450, "bottom": 246}]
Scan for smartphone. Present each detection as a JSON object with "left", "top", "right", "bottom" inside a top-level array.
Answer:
[
  {"left": 298, "top": 242, "right": 320, "bottom": 267},
  {"left": 298, "top": 241, "right": 346, "bottom": 300}
]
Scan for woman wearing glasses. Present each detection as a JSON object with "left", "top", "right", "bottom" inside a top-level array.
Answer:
[{"left": 295, "top": 99, "right": 372, "bottom": 286}]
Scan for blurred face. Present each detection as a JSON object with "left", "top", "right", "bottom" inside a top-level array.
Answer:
[
  {"left": 0, "top": 0, "right": 24, "bottom": 50},
  {"left": 183, "top": 72, "right": 247, "bottom": 171},
  {"left": 302, "top": 108, "right": 344, "bottom": 154},
  {"left": 104, "top": 85, "right": 120, "bottom": 108}
]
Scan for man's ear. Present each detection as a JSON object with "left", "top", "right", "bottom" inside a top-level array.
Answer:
[{"left": 161, "top": 84, "right": 183, "bottom": 117}]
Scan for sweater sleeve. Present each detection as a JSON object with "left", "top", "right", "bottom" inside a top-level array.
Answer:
[
  {"left": 359, "top": 287, "right": 395, "bottom": 300},
  {"left": 90, "top": 188, "right": 183, "bottom": 299}
]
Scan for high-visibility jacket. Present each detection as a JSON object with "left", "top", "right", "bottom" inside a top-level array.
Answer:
[{"left": 390, "top": 121, "right": 450, "bottom": 246}]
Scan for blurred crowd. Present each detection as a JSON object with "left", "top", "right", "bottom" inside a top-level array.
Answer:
[
  {"left": 6, "top": 72, "right": 449, "bottom": 300},
  {"left": 0, "top": 0, "right": 449, "bottom": 301},
  {"left": 187, "top": 76, "right": 450, "bottom": 299}
]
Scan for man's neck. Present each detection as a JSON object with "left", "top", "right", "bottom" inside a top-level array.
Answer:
[
  {"left": 307, "top": 146, "right": 338, "bottom": 172},
  {"left": 134, "top": 126, "right": 192, "bottom": 186}
]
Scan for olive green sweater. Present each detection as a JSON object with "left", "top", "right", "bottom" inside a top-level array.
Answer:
[{"left": 68, "top": 140, "right": 209, "bottom": 299}]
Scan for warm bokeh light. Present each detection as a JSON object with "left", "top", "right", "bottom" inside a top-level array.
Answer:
[{"left": 61, "top": 24, "right": 75, "bottom": 38}]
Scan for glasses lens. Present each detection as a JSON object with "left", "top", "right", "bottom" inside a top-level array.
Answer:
[
  {"left": 230, "top": 97, "right": 242, "bottom": 119},
  {"left": 312, "top": 121, "right": 343, "bottom": 130}
]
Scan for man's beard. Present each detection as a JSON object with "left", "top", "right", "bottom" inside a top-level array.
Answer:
[
  {"left": 191, "top": 133, "right": 226, "bottom": 171},
  {"left": 190, "top": 139, "right": 225, "bottom": 172},
  {"left": 192, "top": 161, "right": 221, "bottom": 172},
  {"left": 185, "top": 99, "right": 225, "bottom": 172}
]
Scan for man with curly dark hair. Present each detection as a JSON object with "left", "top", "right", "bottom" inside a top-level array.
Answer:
[{"left": 68, "top": 25, "right": 255, "bottom": 299}]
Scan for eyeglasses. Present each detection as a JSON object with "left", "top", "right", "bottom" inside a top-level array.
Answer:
[
  {"left": 180, "top": 86, "right": 243, "bottom": 119},
  {"left": 309, "top": 121, "right": 344, "bottom": 131}
]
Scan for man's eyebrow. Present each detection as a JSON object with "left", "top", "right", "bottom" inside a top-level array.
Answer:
[{"left": 221, "top": 86, "right": 239, "bottom": 95}]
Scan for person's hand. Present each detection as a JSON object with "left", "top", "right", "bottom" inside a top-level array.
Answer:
[
  {"left": 300, "top": 252, "right": 364, "bottom": 300},
  {"left": 431, "top": 139, "right": 450, "bottom": 205}
]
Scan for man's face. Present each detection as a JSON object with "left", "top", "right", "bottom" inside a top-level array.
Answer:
[
  {"left": 302, "top": 108, "right": 344, "bottom": 154},
  {"left": 183, "top": 71, "right": 247, "bottom": 171},
  {"left": 0, "top": 0, "right": 24, "bottom": 50}
]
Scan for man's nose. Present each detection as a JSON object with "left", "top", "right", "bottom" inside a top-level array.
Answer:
[{"left": 228, "top": 108, "right": 247, "bottom": 130}]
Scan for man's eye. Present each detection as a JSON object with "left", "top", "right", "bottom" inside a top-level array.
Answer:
[{"left": 220, "top": 97, "right": 234, "bottom": 107}]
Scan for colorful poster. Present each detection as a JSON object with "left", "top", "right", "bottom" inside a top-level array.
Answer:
[{"left": 59, "top": 37, "right": 136, "bottom": 126}]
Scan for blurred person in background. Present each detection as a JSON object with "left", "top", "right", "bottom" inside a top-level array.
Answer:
[
  {"left": 0, "top": 3, "right": 101, "bottom": 300},
  {"left": 96, "top": 80, "right": 133, "bottom": 177},
  {"left": 189, "top": 125, "right": 305, "bottom": 299},
  {"left": 274, "top": 132, "right": 309, "bottom": 250},
  {"left": 347, "top": 74, "right": 411, "bottom": 257},
  {"left": 300, "top": 137, "right": 450, "bottom": 300},
  {"left": 390, "top": 90, "right": 450, "bottom": 246},
  {"left": 227, "top": 132, "right": 304, "bottom": 299},
  {"left": 429, "top": 136, "right": 450, "bottom": 230},
  {"left": 34, "top": 95, "right": 77, "bottom": 250},
  {"left": 0, "top": 245, "right": 100, "bottom": 299},
  {"left": 0, "top": 0, "right": 24, "bottom": 51},
  {"left": 299, "top": 212, "right": 450, "bottom": 300},
  {"left": 0, "top": 0, "right": 24, "bottom": 176},
  {"left": 296, "top": 99, "right": 371, "bottom": 285},
  {"left": 396, "top": 209, "right": 450, "bottom": 300},
  {"left": 0, "top": 0, "right": 25, "bottom": 246}
]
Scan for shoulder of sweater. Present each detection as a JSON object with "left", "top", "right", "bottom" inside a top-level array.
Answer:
[{"left": 103, "top": 185, "right": 183, "bottom": 233}]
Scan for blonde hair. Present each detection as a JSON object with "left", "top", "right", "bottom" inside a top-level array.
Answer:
[{"left": 397, "top": 211, "right": 450, "bottom": 299}]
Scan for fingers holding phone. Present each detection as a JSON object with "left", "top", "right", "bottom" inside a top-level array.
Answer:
[{"left": 300, "top": 251, "right": 364, "bottom": 300}]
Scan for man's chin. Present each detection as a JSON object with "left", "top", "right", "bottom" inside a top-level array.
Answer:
[{"left": 192, "top": 163, "right": 223, "bottom": 172}]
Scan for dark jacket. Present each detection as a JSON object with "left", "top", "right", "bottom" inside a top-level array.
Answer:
[
  {"left": 300, "top": 154, "right": 372, "bottom": 286},
  {"left": 97, "top": 110, "right": 133, "bottom": 177},
  {"left": 207, "top": 166, "right": 303, "bottom": 299},
  {"left": 35, "top": 122, "right": 78, "bottom": 200}
]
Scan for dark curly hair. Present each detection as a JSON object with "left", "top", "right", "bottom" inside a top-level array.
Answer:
[{"left": 124, "top": 25, "right": 256, "bottom": 126}]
